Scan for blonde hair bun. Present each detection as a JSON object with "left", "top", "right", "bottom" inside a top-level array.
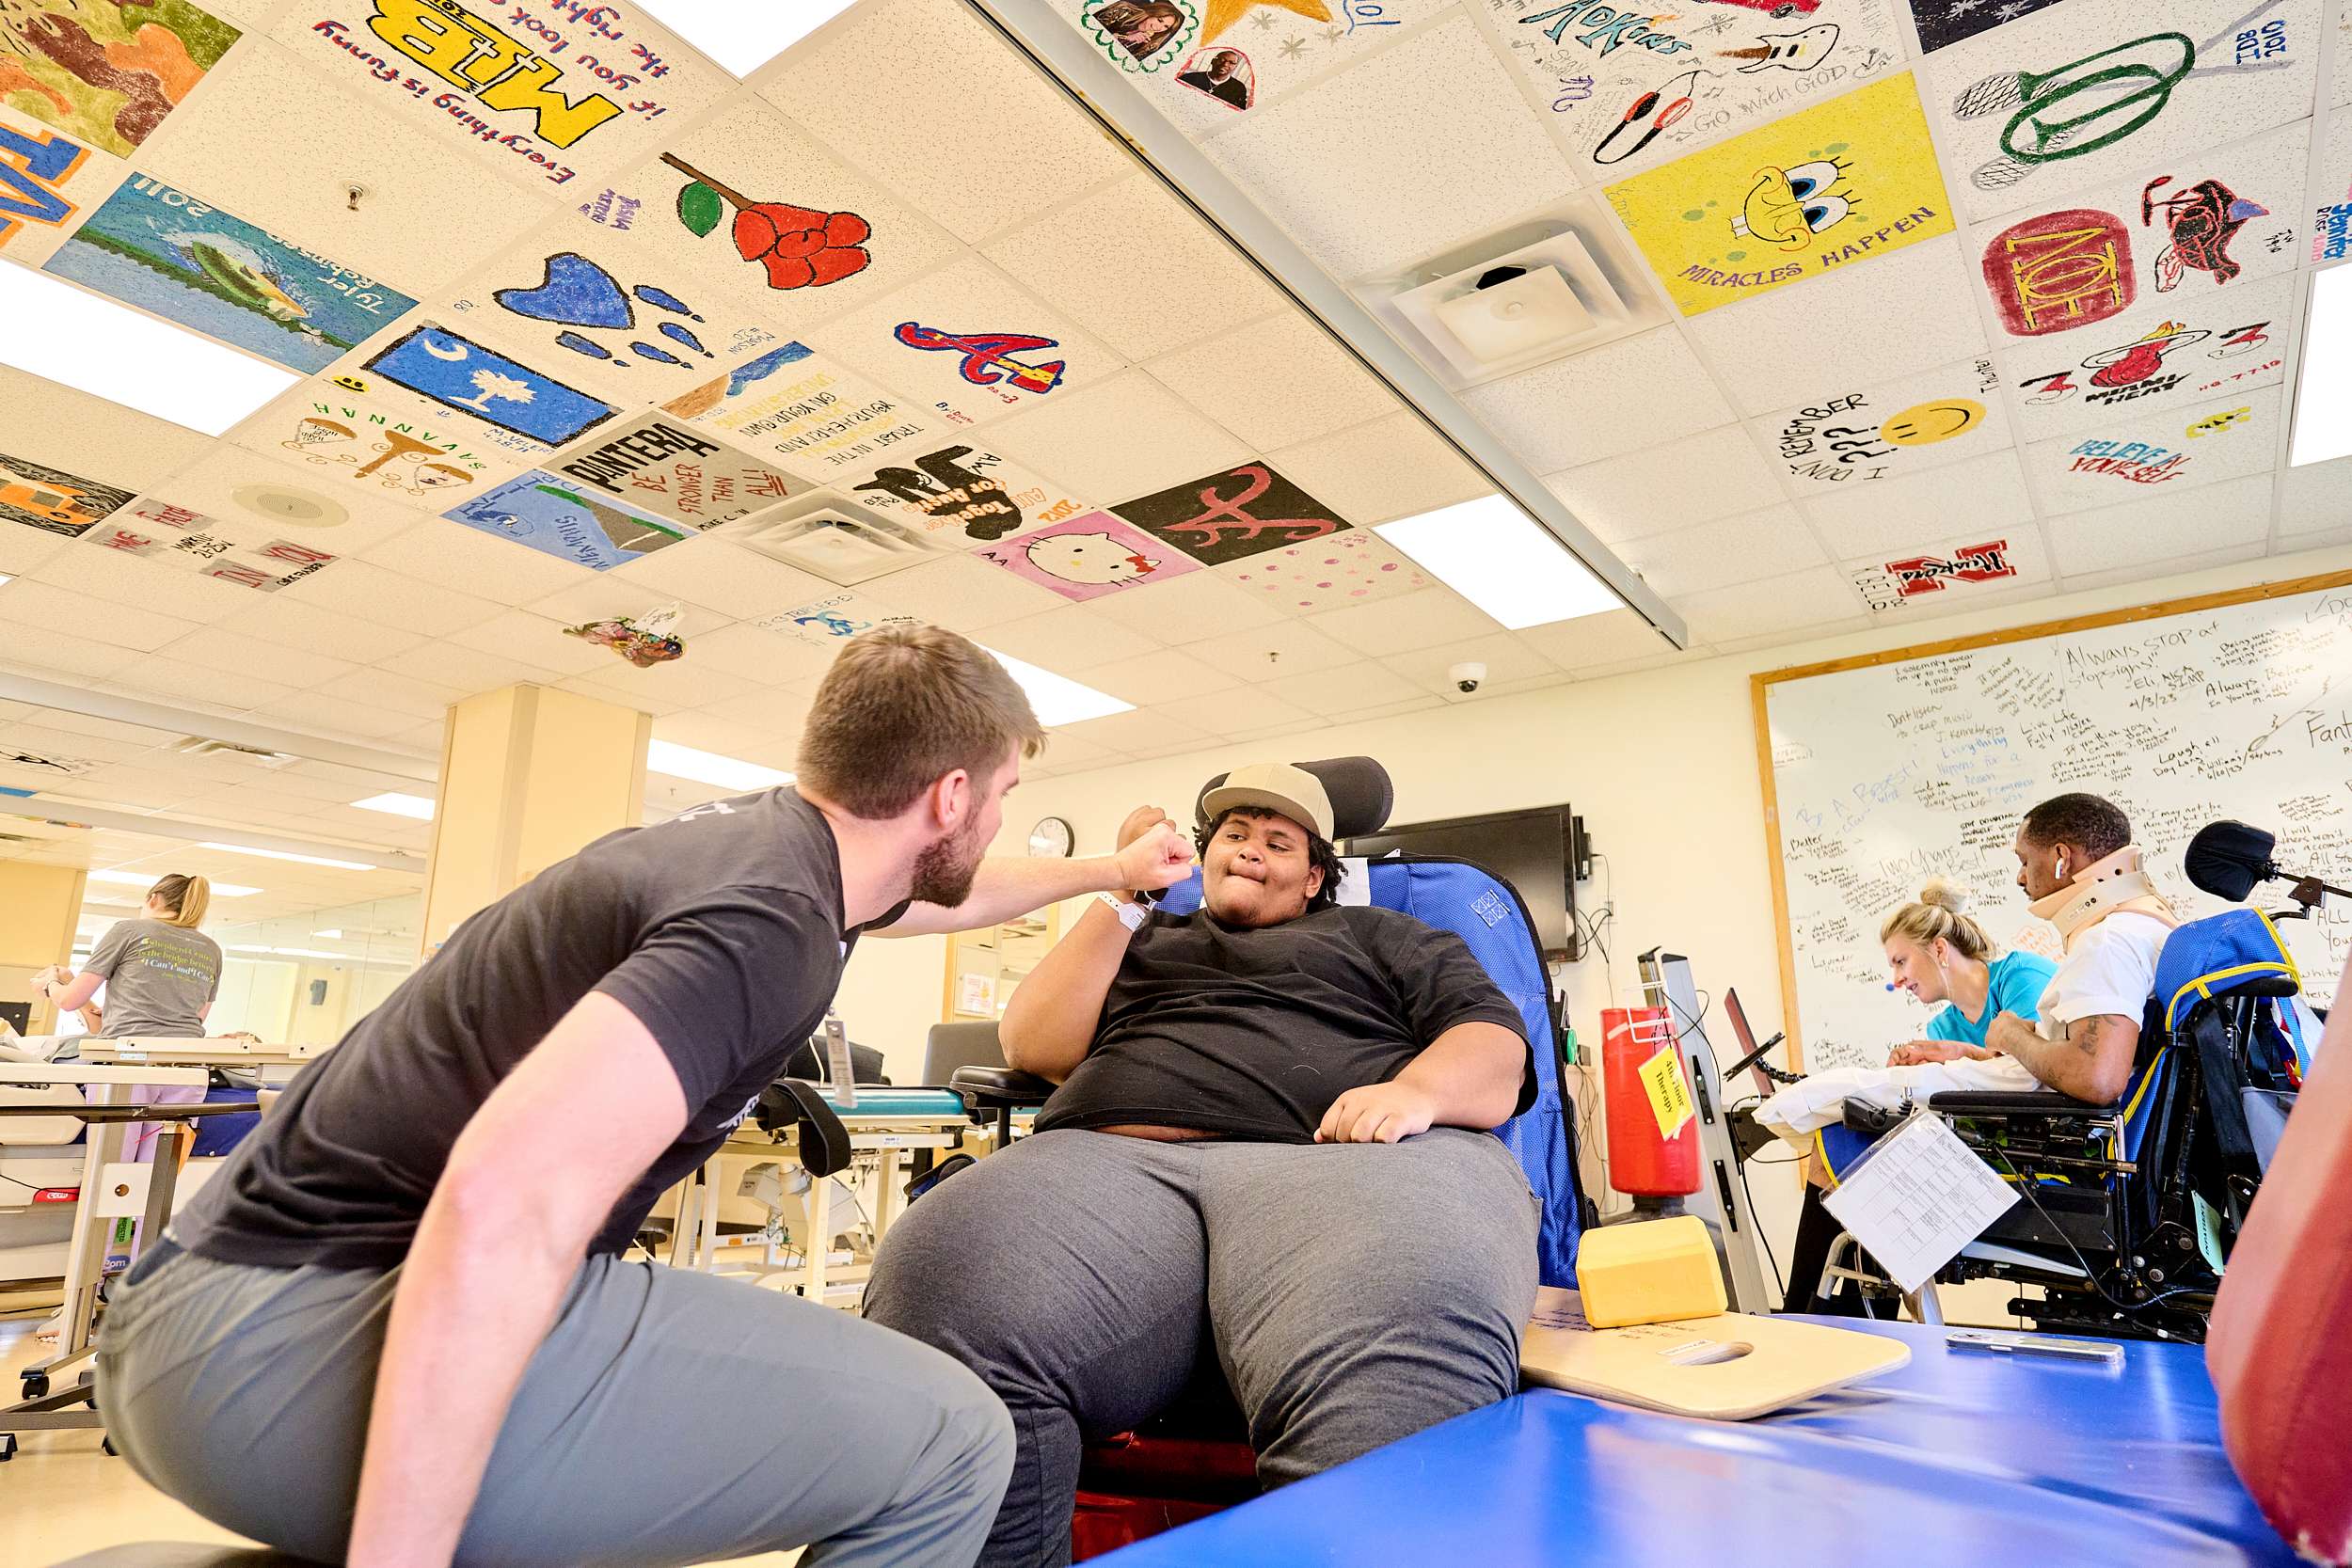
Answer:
[{"left": 1918, "top": 878, "right": 1970, "bottom": 914}]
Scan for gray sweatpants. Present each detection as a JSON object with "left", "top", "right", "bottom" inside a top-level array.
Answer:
[
  {"left": 95, "top": 1241, "right": 1014, "bottom": 1567},
  {"left": 863, "top": 1127, "right": 1539, "bottom": 1568}
]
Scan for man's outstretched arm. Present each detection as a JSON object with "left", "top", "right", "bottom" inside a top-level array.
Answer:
[{"left": 871, "top": 825, "right": 1194, "bottom": 938}]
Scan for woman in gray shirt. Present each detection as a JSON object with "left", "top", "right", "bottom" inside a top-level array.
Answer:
[{"left": 34, "top": 872, "right": 223, "bottom": 1162}]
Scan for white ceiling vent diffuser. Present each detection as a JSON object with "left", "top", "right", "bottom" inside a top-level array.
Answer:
[
  {"left": 725, "top": 489, "right": 946, "bottom": 587},
  {"left": 1369, "top": 196, "right": 1671, "bottom": 388},
  {"left": 173, "top": 737, "right": 299, "bottom": 768}
]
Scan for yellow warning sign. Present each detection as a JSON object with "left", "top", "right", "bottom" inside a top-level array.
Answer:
[{"left": 1639, "top": 1047, "right": 1694, "bottom": 1140}]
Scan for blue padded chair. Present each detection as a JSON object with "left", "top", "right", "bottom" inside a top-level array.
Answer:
[{"left": 945, "top": 757, "right": 1587, "bottom": 1557}]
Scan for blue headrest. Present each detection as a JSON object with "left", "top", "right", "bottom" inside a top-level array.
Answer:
[{"left": 2157, "top": 910, "right": 2302, "bottom": 1031}]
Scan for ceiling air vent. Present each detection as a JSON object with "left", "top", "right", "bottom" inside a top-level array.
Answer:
[
  {"left": 173, "top": 737, "right": 299, "bottom": 768},
  {"left": 1366, "top": 194, "right": 1673, "bottom": 389},
  {"left": 725, "top": 489, "right": 950, "bottom": 586}
]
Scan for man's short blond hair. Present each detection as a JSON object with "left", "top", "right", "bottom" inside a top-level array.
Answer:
[{"left": 796, "top": 625, "right": 1045, "bottom": 819}]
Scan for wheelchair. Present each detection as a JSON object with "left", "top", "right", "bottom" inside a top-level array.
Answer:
[
  {"left": 937, "top": 756, "right": 1591, "bottom": 1559},
  {"left": 1805, "top": 905, "right": 2316, "bottom": 1343}
]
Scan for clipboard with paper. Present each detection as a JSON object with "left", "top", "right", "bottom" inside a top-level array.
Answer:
[{"left": 1820, "top": 1107, "right": 2021, "bottom": 1296}]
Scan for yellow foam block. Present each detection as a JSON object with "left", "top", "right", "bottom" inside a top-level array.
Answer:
[{"left": 1574, "top": 1215, "right": 1727, "bottom": 1327}]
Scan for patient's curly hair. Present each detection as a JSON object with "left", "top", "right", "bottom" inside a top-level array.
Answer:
[{"left": 1196, "top": 805, "right": 1345, "bottom": 912}]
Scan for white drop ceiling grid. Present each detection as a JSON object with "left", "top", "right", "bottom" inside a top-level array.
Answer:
[{"left": 0, "top": 0, "right": 2347, "bottom": 927}]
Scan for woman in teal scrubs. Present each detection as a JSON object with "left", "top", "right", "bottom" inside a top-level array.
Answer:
[{"left": 1882, "top": 879, "right": 2058, "bottom": 1064}]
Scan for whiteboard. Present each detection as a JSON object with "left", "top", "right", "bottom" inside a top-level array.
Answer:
[{"left": 1760, "top": 578, "right": 2352, "bottom": 1073}]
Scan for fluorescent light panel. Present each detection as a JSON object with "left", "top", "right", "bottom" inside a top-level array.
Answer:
[
  {"left": 0, "top": 264, "right": 301, "bottom": 436},
  {"left": 635, "top": 0, "right": 858, "bottom": 75},
  {"left": 2292, "top": 264, "right": 2352, "bottom": 467},
  {"left": 645, "top": 739, "right": 794, "bottom": 792},
  {"left": 352, "top": 791, "right": 436, "bottom": 820},
  {"left": 981, "top": 649, "right": 1134, "bottom": 727},
  {"left": 87, "top": 868, "right": 261, "bottom": 896},
  {"left": 1375, "top": 495, "right": 1623, "bottom": 631},
  {"left": 195, "top": 841, "right": 376, "bottom": 871}
]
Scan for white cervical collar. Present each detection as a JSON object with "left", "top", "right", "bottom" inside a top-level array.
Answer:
[{"left": 2026, "top": 844, "right": 2179, "bottom": 949}]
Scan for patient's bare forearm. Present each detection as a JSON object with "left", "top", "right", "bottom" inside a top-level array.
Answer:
[
  {"left": 1992, "top": 1010, "right": 2137, "bottom": 1102},
  {"left": 999, "top": 897, "right": 1135, "bottom": 1082},
  {"left": 1397, "top": 1022, "right": 1526, "bottom": 1131}
]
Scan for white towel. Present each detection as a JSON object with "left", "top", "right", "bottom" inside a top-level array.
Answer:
[{"left": 1754, "top": 1054, "right": 2048, "bottom": 1144}]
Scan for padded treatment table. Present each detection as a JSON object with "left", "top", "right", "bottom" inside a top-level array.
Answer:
[{"left": 1096, "top": 1316, "right": 2293, "bottom": 1567}]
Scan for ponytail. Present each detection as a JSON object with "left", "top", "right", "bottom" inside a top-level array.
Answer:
[{"left": 149, "top": 873, "right": 211, "bottom": 929}]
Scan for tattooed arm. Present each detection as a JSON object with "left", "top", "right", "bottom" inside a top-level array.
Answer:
[{"left": 1984, "top": 1009, "right": 2140, "bottom": 1105}]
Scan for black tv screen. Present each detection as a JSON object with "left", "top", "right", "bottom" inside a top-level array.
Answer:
[{"left": 1343, "top": 805, "right": 1578, "bottom": 961}]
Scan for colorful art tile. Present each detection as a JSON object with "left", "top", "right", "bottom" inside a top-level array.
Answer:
[
  {"left": 0, "top": 0, "right": 239, "bottom": 157},
  {"left": 545, "top": 414, "right": 799, "bottom": 531},
  {"left": 1920, "top": 0, "right": 2321, "bottom": 226},
  {"left": 843, "top": 443, "right": 1089, "bottom": 548},
  {"left": 1605, "top": 71, "right": 1954, "bottom": 316},
  {"left": 0, "top": 108, "right": 100, "bottom": 261},
  {"left": 2026, "top": 387, "right": 2278, "bottom": 511},
  {"left": 450, "top": 245, "right": 782, "bottom": 394},
  {"left": 1112, "top": 462, "right": 1352, "bottom": 565},
  {"left": 365, "top": 324, "right": 618, "bottom": 448},
  {"left": 754, "top": 591, "right": 914, "bottom": 647},
  {"left": 1846, "top": 533, "right": 2025, "bottom": 610},
  {"left": 0, "top": 451, "right": 134, "bottom": 536},
  {"left": 1218, "top": 531, "right": 1428, "bottom": 612},
  {"left": 1757, "top": 359, "right": 2007, "bottom": 489},
  {"left": 444, "top": 470, "right": 687, "bottom": 570},
  {"left": 83, "top": 498, "right": 339, "bottom": 593},
  {"left": 43, "top": 176, "right": 418, "bottom": 372},
  {"left": 1997, "top": 273, "right": 2293, "bottom": 441},
  {"left": 259, "top": 389, "right": 521, "bottom": 505},
  {"left": 973, "top": 512, "right": 1197, "bottom": 602},
  {"left": 662, "top": 341, "right": 937, "bottom": 477},
  {"left": 1488, "top": 0, "right": 1906, "bottom": 182}
]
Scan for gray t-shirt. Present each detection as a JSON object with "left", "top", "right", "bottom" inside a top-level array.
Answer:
[{"left": 84, "top": 918, "right": 222, "bottom": 1038}]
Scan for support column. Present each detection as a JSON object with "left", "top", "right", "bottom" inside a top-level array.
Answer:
[
  {"left": 420, "top": 684, "right": 650, "bottom": 959},
  {"left": 0, "top": 863, "right": 88, "bottom": 1035}
]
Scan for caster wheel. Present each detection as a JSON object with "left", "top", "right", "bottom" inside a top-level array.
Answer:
[
  {"left": 0, "top": 1433, "right": 17, "bottom": 1463},
  {"left": 102, "top": 1436, "right": 118, "bottom": 1457},
  {"left": 20, "top": 1372, "right": 47, "bottom": 1401}
]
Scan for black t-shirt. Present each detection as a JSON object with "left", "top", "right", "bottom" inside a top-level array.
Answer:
[
  {"left": 175, "top": 788, "right": 900, "bottom": 1272},
  {"left": 1034, "top": 904, "right": 1535, "bottom": 1143}
]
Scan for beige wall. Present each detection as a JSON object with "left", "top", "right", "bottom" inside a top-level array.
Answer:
[
  {"left": 834, "top": 538, "right": 2352, "bottom": 1277},
  {"left": 0, "top": 863, "right": 87, "bottom": 1035}
]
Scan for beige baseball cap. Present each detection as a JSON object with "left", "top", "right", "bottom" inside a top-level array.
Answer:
[{"left": 1200, "top": 762, "right": 1335, "bottom": 843}]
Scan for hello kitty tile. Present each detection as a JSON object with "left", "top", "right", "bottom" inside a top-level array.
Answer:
[{"left": 974, "top": 512, "right": 1198, "bottom": 603}]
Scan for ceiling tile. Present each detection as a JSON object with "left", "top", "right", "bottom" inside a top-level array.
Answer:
[
  {"left": 358, "top": 519, "right": 596, "bottom": 606},
  {"left": 1262, "top": 659, "right": 1428, "bottom": 717},
  {"left": 1802, "top": 450, "right": 2037, "bottom": 562},
  {"left": 670, "top": 621, "right": 841, "bottom": 685},
  {"left": 250, "top": 691, "right": 435, "bottom": 741},
  {"left": 1307, "top": 586, "right": 1500, "bottom": 656},
  {"left": 154, "top": 445, "right": 424, "bottom": 557},
  {"left": 1185, "top": 619, "right": 1356, "bottom": 682},
  {"left": 216, "top": 594, "right": 433, "bottom": 664},
  {"left": 1672, "top": 565, "right": 1867, "bottom": 644},
  {"left": 0, "top": 578, "right": 201, "bottom": 651},
  {"left": 855, "top": 550, "right": 1070, "bottom": 630},
  {"left": 310, "top": 668, "right": 464, "bottom": 722},
  {"left": 1072, "top": 649, "right": 1241, "bottom": 707},
  {"left": 1208, "top": 13, "right": 1575, "bottom": 278},
  {"left": 1054, "top": 706, "right": 1219, "bottom": 755},
  {"left": 1543, "top": 425, "right": 1784, "bottom": 546},
  {"left": 160, "top": 627, "right": 360, "bottom": 690},
  {"left": 693, "top": 687, "right": 818, "bottom": 736},
  {"left": 1749, "top": 357, "right": 2010, "bottom": 496},
  {"left": 2068, "top": 544, "right": 2269, "bottom": 594},
  {"left": 136, "top": 38, "right": 553, "bottom": 300},
  {"left": 572, "top": 658, "right": 768, "bottom": 712},
  {"left": 2025, "top": 388, "right": 2280, "bottom": 515},
  {"left": 1149, "top": 687, "right": 1321, "bottom": 742},
  {"left": 1263, "top": 412, "right": 1486, "bottom": 531},
  {"left": 278, "top": 558, "right": 504, "bottom": 639},
  {"left": 2044, "top": 475, "right": 2274, "bottom": 578},
  {"left": 1150, "top": 312, "right": 1400, "bottom": 453},
  {"left": 756, "top": 0, "right": 1132, "bottom": 245},
  {"left": 986, "top": 372, "right": 1252, "bottom": 505},
  {"left": 0, "top": 516, "right": 72, "bottom": 578},
  {"left": 1218, "top": 532, "right": 1435, "bottom": 616},
  {"left": 1026, "top": 732, "right": 1127, "bottom": 776},
  {"left": 1381, "top": 632, "right": 1565, "bottom": 704},
  {"left": 1107, "top": 569, "right": 1295, "bottom": 643},
  {"left": 374, "top": 641, "right": 567, "bottom": 692},
  {"left": 108, "top": 657, "right": 300, "bottom": 714},
  {"left": 1462, "top": 326, "right": 1735, "bottom": 473},
  {"left": 0, "top": 367, "right": 214, "bottom": 496},
  {"left": 1617, "top": 504, "right": 1828, "bottom": 598},
  {"left": 982, "top": 174, "right": 1290, "bottom": 361},
  {"left": 607, "top": 539, "right": 834, "bottom": 622},
  {"left": 2280, "top": 456, "right": 2352, "bottom": 537},
  {"left": 1517, "top": 610, "right": 1682, "bottom": 672},
  {"left": 1687, "top": 239, "right": 1988, "bottom": 417},
  {"left": 443, "top": 610, "right": 628, "bottom": 675},
  {"left": 983, "top": 605, "right": 1162, "bottom": 670},
  {"left": 650, "top": 711, "right": 790, "bottom": 757},
  {"left": 554, "top": 673, "right": 689, "bottom": 718},
  {"left": 524, "top": 578, "right": 738, "bottom": 639},
  {"left": 26, "top": 543, "right": 283, "bottom": 626}
]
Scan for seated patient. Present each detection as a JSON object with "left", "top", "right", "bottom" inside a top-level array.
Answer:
[
  {"left": 1758, "top": 791, "right": 2177, "bottom": 1144},
  {"left": 865, "top": 763, "right": 1539, "bottom": 1568}
]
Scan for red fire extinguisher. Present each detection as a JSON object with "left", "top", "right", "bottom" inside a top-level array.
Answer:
[{"left": 1599, "top": 1005, "right": 1700, "bottom": 1199}]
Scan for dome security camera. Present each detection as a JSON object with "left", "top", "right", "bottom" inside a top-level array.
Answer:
[{"left": 1451, "top": 660, "right": 1486, "bottom": 694}]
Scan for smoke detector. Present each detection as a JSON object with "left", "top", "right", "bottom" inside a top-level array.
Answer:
[{"left": 1366, "top": 195, "right": 1671, "bottom": 388}]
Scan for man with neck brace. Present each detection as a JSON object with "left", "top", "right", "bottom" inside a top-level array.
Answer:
[{"left": 1757, "top": 792, "right": 2178, "bottom": 1142}]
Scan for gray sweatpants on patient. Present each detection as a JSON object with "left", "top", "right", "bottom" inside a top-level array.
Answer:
[
  {"left": 96, "top": 1239, "right": 1013, "bottom": 1567},
  {"left": 863, "top": 1127, "right": 1540, "bottom": 1568}
]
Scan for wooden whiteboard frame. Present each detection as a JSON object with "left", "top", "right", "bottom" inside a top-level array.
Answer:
[{"left": 1749, "top": 566, "right": 2352, "bottom": 1066}]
